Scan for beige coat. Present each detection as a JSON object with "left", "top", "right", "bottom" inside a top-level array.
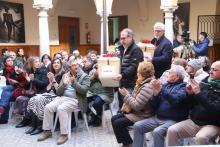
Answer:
[{"left": 124, "top": 77, "right": 154, "bottom": 122}]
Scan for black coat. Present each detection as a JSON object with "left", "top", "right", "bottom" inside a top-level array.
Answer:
[
  {"left": 152, "top": 36, "right": 173, "bottom": 78},
  {"left": 118, "top": 40, "right": 143, "bottom": 88},
  {"left": 190, "top": 77, "right": 220, "bottom": 126},
  {"left": 24, "top": 66, "right": 49, "bottom": 94}
]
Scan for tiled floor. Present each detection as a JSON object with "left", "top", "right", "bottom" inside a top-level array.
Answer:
[{"left": 0, "top": 111, "right": 119, "bottom": 147}]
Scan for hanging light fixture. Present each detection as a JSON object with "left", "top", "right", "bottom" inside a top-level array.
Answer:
[
  {"left": 94, "top": 0, "right": 113, "bottom": 16},
  {"left": 33, "top": 0, "right": 53, "bottom": 8},
  {"left": 161, "top": 0, "right": 178, "bottom": 8}
]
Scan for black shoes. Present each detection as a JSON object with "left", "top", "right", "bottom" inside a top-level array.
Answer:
[
  {"left": 25, "top": 127, "right": 36, "bottom": 134},
  {"left": 88, "top": 114, "right": 97, "bottom": 126},
  {"left": 30, "top": 127, "right": 43, "bottom": 135},
  {"left": 16, "top": 120, "right": 30, "bottom": 128},
  {"left": 88, "top": 114, "right": 101, "bottom": 127}
]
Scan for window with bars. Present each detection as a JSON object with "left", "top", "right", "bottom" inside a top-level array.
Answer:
[{"left": 197, "top": 15, "right": 220, "bottom": 43}]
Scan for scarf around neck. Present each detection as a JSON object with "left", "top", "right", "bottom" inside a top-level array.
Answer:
[{"left": 208, "top": 77, "right": 220, "bottom": 85}]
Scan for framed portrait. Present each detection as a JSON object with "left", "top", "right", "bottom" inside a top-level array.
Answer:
[
  {"left": 173, "top": 2, "right": 190, "bottom": 37},
  {"left": 0, "top": 1, "right": 25, "bottom": 43}
]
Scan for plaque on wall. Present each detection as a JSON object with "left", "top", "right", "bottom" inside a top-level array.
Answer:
[{"left": 0, "top": 1, "right": 25, "bottom": 43}]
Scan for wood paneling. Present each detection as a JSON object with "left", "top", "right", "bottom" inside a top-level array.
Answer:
[
  {"left": 0, "top": 45, "right": 39, "bottom": 57},
  {"left": 209, "top": 43, "right": 220, "bottom": 62},
  {"left": 0, "top": 45, "right": 60, "bottom": 57},
  {"left": 78, "top": 44, "right": 100, "bottom": 56},
  {"left": 0, "top": 44, "right": 100, "bottom": 57}
]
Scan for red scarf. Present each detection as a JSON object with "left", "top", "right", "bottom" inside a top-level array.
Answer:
[{"left": 5, "top": 65, "right": 15, "bottom": 79}]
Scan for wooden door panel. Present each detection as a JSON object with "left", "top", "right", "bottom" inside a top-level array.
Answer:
[{"left": 58, "top": 16, "right": 79, "bottom": 54}]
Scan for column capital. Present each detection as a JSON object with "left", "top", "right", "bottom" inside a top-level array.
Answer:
[
  {"left": 160, "top": 5, "right": 178, "bottom": 13},
  {"left": 33, "top": 2, "right": 53, "bottom": 11}
]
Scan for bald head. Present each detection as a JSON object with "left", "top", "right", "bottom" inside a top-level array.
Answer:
[
  {"left": 210, "top": 61, "right": 220, "bottom": 80},
  {"left": 212, "top": 61, "right": 220, "bottom": 68}
]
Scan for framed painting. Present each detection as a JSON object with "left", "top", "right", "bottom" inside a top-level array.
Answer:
[
  {"left": 173, "top": 2, "right": 190, "bottom": 37},
  {"left": 0, "top": 1, "right": 25, "bottom": 43}
]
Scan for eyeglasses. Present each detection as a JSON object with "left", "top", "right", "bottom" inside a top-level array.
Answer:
[
  {"left": 154, "top": 30, "right": 163, "bottom": 33},
  {"left": 120, "top": 37, "right": 128, "bottom": 40},
  {"left": 53, "top": 61, "right": 60, "bottom": 64}
]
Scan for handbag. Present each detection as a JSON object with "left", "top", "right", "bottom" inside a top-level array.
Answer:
[{"left": 22, "top": 83, "right": 37, "bottom": 98}]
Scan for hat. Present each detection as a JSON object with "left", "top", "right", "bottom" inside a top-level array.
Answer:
[{"left": 188, "top": 59, "right": 202, "bottom": 71}]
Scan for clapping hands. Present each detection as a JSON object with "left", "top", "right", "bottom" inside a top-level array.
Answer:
[
  {"left": 186, "top": 79, "right": 200, "bottom": 95},
  {"left": 119, "top": 87, "right": 129, "bottom": 97},
  {"left": 47, "top": 72, "right": 55, "bottom": 83},
  {"left": 151, "top": 79, "right": 161, "bottom": 96}
]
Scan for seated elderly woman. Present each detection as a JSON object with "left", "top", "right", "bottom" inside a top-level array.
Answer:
[
  {"left": 111, "top": 61, "right": 155, "bottom": 147},
  {"left": 87, "top": 64, "right": 114, "bottom": 127},
  {"left": 22, "top": 58, "right": 65, "bottom": 135},
  {"left": 14, "top": 56, "right": 49, "bottom": 127},
  {"left": 132, "top": 65, "right": 189, "bottom": 147}
]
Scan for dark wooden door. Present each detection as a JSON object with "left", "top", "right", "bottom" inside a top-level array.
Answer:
[{"left": 58, "top": 16, "right": 80, "bottom": 53}]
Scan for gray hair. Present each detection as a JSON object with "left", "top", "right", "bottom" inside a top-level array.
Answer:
[
  {"left": 67, "top": 58, "right": 77, "bottom": 66},
  {"left": 170, "top": 65, "right": 186, "bottom": 80},
  {"left": 121, "top": 28, "right": 134, "bottom": 38}
]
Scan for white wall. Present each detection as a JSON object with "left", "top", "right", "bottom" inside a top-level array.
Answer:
[{"left": 0, "top": 0, "right": 218, "bottom": 46}]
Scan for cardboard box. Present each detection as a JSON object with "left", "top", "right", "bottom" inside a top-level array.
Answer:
[
  {"left": 137, "top": 42, "right": 155, "bottom": 58},
  {"left": 98, "top": 57, "right": 120, "bottom": 87}
]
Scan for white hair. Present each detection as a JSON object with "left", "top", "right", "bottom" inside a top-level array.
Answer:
[
  {"left": 170, "top": 65, "right": 186, "bottom": 80},
  {"left": 154, "top": 22, "right": 165, "bottom": 30}
]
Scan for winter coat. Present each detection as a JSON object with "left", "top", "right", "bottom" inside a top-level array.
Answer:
[
  {"left": 24, "top": 66, "right": 49, "bottom": 94},
  {"left": 190, "top": 77, "right": 220, "bottom": 126},
  {"left": 87, "top": 68, "right": 113, "bottom": 104},
  {"left": 192, "top": 38, "right": 209, "bottom": 57},
  {"left": 149, "top": 80, "right": 189, "bottom": 121},
  {"left": 124, "top": 78, "right": 154, "bottom": 122},
  {"left": 56, "top": 68, "right": 90, "bottom": 113},
  {"left": 152, "top": 36, "right": 173, "bottom": 78},
  {"left": 118, "top": 40, "right": 143, "bottom": 88}
]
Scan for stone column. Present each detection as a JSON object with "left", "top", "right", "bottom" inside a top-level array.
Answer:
[
  {"left": 160, "top": 6, "right": 178, "bottom": 44},
  {"left": 33, "top": 2, "right": 52, "bottom": 57},
  {"left": 98, "top": 13, "right": 109, "bottom": 55},
  {"left": 94, "top": 0, "right": 113, "bottom": 55}
]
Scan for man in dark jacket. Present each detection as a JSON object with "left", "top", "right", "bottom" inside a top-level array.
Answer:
[
  {"left": 167, "top": 61, "right": 220, "bottom": 146},
  {"left": 190, "top": 32, "right": 209, "bottom": 57},
  {"left": 114, "top": 28, "right": 143, "bottom": 108},
  {"left": 147, "top": 22, "right": 173, "bottom": 78}
]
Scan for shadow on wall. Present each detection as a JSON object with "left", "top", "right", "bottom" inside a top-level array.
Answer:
[{"left": 216, "top": 0, "right": 220, "bottom": 15}]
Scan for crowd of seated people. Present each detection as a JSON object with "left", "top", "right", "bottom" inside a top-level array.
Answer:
[{"left": 0, "top": 27, "right": 220, "bottom": 147}]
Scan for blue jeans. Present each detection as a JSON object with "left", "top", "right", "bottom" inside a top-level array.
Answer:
[
  {"left": 0, "top": 85, "right": 14, "bottom": 121},
  {"left": 87, "top": 95, "right": 105, "bottom": 116}
]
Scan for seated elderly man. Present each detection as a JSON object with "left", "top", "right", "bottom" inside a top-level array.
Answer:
[
  {"left": 167, "top": 61, "right": 220, "bottom": 146},
  {"left": 132, "top": 65, "right": 189, "bottom": 147},
  {"left": 185, "top": 58, "right": 209, "bottom": 83},
  {"left": 87, "top": 64, "right": 113, "bottom": 127},
  {"left": 37, "top": 58, "right": 90, "bottom": 145}
]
